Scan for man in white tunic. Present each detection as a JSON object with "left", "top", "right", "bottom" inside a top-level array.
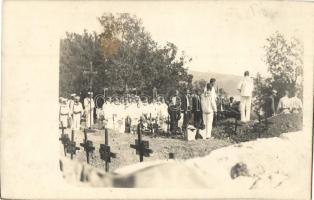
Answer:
[
  {"left": 290, "top": 90, "right": 302, "bottom": 113},
  {"left": 84, "top": 92, "right": 95, "bottom": 128},
  {"left": 277, "top": 90, "right": 291, "bottom": 114},
  {"left": 59, "top": 98, "right": 70, "bottom": 128},
  {"left": 237, "top": 71, "right": 254, "bottom": 122},
  {"left": 201, "top": 83, "right": 217, "bottom": 139},
  {"left": 71, "top": 96, "right": 83, "bottom": 131}
]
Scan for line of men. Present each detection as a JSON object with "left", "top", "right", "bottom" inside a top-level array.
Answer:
[
  {"left": 59, "top": 70, "right": 303, "bottom": 139},
  {"left": 59, "top": 92, "right": 95, "bottom": 130}
]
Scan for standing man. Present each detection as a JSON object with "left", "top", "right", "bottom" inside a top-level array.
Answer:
[
  {"left": 290, "top": 90, "right": 303, "bottom": 114},
  {"left": 168, "top": 90, "right": 181, "bottom": 135},
  {"left": 68, "top": 93, "right": 76, "bottom": 128},
  {"left": 265, "top": 89, "right": 277, "bottom": 118},
  {"left": 181, "top": 88, "right": 192, "bottom": 133},
  {"left": 201, "top": 82, "right": 217, "bottom": 139},
  {"left": 59, "top": 98, "right": 70, "bottom": 128},
  {"left": 71, "top": 96, "right": 83, "bottom": 131},
  {"left": 192, "top": 89, "right": 203, "bottom": 129},
  {"left": 237, "top": 71, "right": 254, "bottom": 122},
  {"left": 277, "top": 90, "right": 291, "bottom": 114},
  {"left": 84, "top": 92, "right": 95, "bottom": 128}
]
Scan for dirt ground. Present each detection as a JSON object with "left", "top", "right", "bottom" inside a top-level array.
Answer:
[
  {"left": 59, "top": 127, "right": 231, "bottom": 172},
  {"left": 59, "top": 113, "right": 302, "bottom": 172}
]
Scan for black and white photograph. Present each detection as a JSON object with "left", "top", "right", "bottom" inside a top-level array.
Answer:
[{"left": 2, "top": 1, "right": 314, "bottom": 199}]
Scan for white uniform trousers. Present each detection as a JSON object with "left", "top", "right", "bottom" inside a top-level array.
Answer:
[
  {"left": 202, "top": 112, "right": 214, "bottom": 138},
  {"left": 86, "top": 110, "right": 94, "bottom": 128},
  {"left": 72, "top": 113, "right": 81, "bottom": 131},
  {"left": 60, "top": 114, "right": 68, "bottom": 128},
  {"left": 240, "top": 96, "right": 251, "bottom": 122}
]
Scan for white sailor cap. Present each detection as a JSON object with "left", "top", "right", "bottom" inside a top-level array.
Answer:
[{"left": 70, "top": 93, "right": 76, "bottom": 97}]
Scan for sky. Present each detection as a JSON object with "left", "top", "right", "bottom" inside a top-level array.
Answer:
[{"left": 53, "top": 1, "right": 308, "bottom": 77}]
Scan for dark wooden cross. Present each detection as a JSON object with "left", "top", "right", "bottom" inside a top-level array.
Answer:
[
  {"left": 80, "top": 128, "right": 95, "bottom": 164},
  {"left": 66, "top": 130, "right": 80, "bottom": 159},
  {"left": 130, "top": 119, "right": 153, "bottom": 162},
  {"left": 99, "top": 128, "right": 117, "bottom": 172},
  {"left": 59, "top": 123, "right": 70, "bottom": 156},
  {"left": 83, "top": 61, "right": 98, "bottom": 129}
]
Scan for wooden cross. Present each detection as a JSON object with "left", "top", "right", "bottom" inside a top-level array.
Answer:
[
  {"left": 80, "top": 128, "right": 95, "bottom": 164},
  {"left": 59, "top": 124, "right": 70, "bottom": 156},
  {"left": 130, "top": 119, "right": 153, "bottom": 162},
  {"left": 99, "top": 128, "right": 117, "bottom": 172},
  {"left": 66, "top": 130, "right": 80, "bottom": 159}
]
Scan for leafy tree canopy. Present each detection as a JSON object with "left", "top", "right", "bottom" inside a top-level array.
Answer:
[{"left": 60, "top": 13, "right": 192, "bottom": 100}]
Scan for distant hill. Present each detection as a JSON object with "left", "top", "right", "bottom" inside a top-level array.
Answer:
[{"left": 189, "top": 70, "right": 242, "bottom": 98}]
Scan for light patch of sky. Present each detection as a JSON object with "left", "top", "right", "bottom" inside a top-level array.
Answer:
[{"left": 56, "top": 1, "right": 305, "bottom": 77}]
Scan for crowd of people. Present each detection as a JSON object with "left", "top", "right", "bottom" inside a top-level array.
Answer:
[{"left": 59, "top": 70, "right": 303, "bottom": 140}]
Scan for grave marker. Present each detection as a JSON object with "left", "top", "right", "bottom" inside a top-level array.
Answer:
[
  {"left": 99, "top": 128, "right": 117, "bottom": 172},
  {"left": 130, "top": 119, "right": 153, "bottom": 162},
  {"left": 66, "top": 130, "right": 80, "bottom": 159},
  {"left": 80, "top": 128, "right": 95, "bottom": 164}
]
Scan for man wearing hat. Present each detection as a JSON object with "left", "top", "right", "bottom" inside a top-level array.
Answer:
[
  {"left": 68, "top": 93, "right": 76, "bottom": 110},
  {"left": 84, "top": 92, "right": 95, "bottom": 128},
  {"left": 71, "top": 96, "right": 83, "bottom": 131},
  {"left": 265, "top": 89, "right": 277, "bottom": 118}
]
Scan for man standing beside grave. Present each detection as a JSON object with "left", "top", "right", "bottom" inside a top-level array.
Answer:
[
  {"left": 192, "top": 89, "right": 203, "bottom": 129},
  {"left": 72, "top": 96, "right": 83, "bottom": 131},
  {"left": 181, "top": 88, "right": 192, "bottom": 133},
  {"left": 84, "top": 92, "right": 95, "bottom": 128},
  {"left": 59, "top": 98, "right": 70, "bottom": 128},
  {"left": 168, "top": 90, "right": 181, "bottom": 135},
  {"left": 237, "top": 71, "right": 254, "bottom": 122},
  {"left": 201, "top": 82, "right": 217, "bottom": 139},
  {"left": 265, "top": 89, "right": 277, "bottom": 118}
]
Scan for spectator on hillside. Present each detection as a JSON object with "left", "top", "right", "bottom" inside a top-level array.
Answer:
[
  {"left": 265, "top": 89, "right": 277, "bottom": 118},
  {"left": 237, "top": 71, "right": 254, "bottom": 122},
  {"left": 277, "top": 90, "right": 291, "bottom": 114},
  {"left": 290, "top": 90, "right": 303, "bottom": 114}
]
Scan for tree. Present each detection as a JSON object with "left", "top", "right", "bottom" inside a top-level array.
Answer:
[
  {"left": 253, "top": 32, "right": 303, "bottom": 113},
  {"left": 59, "top": 13, "right": 192, "bottom": 99},
  {"left": 264, "top": 31, "right": 303, "bottom": 98},
  {"left": 192, "top": 79, "right": 207, "bottom": 93}
]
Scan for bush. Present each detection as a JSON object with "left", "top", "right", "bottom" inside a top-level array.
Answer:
[{"left": 212, "top": 113, "right": 302, "bottom": 143}]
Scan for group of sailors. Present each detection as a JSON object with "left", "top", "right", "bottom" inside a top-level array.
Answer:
[
  {"left": 264, "top": 89, "right": 303, "bottom": 117},
  {"left": 59, "top": 71, "right": 303, "bottom": 140},
  {"left": 100, "top": 96, "right": 169, "bottom": 134},
  {"left": 59, "top": 92, "right": 95, "bottom": 131}
]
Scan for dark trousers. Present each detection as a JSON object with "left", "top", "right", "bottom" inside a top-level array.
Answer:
[
  {"left": 193, "top": 111, "right": 202, "bottom": 129},
  {"left": 182, "top": 111, "right": 191, "bottom": 131}
]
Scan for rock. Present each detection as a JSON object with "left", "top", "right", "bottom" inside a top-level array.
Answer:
[{"left": 230, "top": 162, "right": 250, "bottom": 179}]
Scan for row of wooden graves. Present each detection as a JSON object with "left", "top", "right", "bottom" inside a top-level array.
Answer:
[
  {"left": 59, "top": 119, "right": 154, "bottom": 172},
  {"left": 59, "top": 113, "right": 270, "bottom": 172}
]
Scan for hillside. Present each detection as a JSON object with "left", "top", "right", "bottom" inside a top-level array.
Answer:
[{"left": 190, "top": 70, "right": 242, "bottom": 98}]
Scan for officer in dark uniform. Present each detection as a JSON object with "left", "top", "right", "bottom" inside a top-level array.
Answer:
[
  {"left": 168, "top": 90, "right": 181, "bottom": 135},
  {"left": 192, "top": 89, "right": 203, "bottom": 129}
]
